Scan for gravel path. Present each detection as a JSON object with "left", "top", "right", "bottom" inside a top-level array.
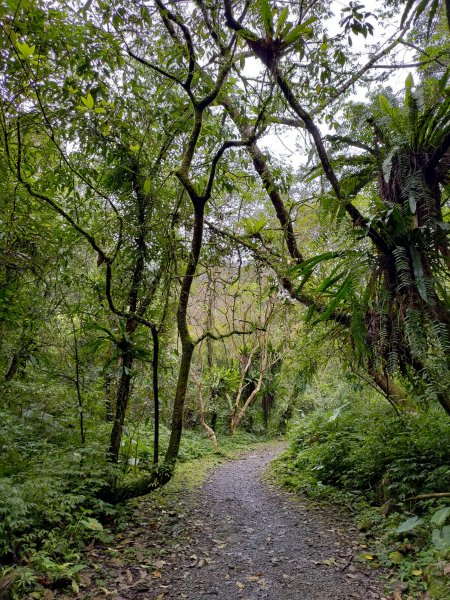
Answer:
[
  {"left": 156, "top": 446, "right": 384, "bottom": 599},
  {"left": 75, "top": 445, "right": 386, "bottom": 599}
]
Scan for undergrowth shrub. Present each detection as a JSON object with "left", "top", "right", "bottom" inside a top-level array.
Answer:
[
  {"left": 122, "top": 426, "right": 268, "bottom": 471},
  {"left": 282, "top": 400, "right": 450, "bottom": 502},
  {"left": 275, "top": 395, "right": 450, "bottom": 598},
  {"left": 0, "top": 410, "right": 122, "bottom": 598}
]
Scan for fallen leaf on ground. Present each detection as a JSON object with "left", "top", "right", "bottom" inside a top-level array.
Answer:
[
  {"left": 99, "top": 588, "right": 112, "bottom": 596},
  {"left": 154, "top": 560, "right": 166, "bottom": 569},
  {"left": 79, "top": 573, "right": 92, "bottom": 587},
  {"left": 313, "top": 558, "right": 337, "bottom": 566}
]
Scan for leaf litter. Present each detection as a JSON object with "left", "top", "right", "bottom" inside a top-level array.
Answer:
[{"left": 66, "top": 447, "right": 386, "bottom": 599}]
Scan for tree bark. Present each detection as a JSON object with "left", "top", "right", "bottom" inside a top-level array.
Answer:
[
  {"left": 151, "top": 324, "right": 160, "bottom": 464},
  {"left": 4, "top": 353, "right": 20, "bottom": 381},
  {"left": 370, "top": 370, "right": 409, "bottom": 409},
  {"left": 165, "top": 204, "right": 205, "bottom": 463},
  {"left": 73, "top": 332, "right": 85, "bottom": 445},
  {"left": 109, "top": 342, "right": 133, "bottom": 463}
]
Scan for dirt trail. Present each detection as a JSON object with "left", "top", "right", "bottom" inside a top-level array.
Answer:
[{"left": 76, "top": 446, "right": 386, "bottom": 599}]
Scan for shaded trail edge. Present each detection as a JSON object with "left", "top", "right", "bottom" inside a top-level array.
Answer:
[{"left": 73, "top": 445, "right": 386, "bottom": 600}]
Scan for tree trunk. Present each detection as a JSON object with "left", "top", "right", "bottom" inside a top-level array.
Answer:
[
  {"left": 436, "top": 392, "right": 450, "bottom": 417},
  {"left": 109, "top": 343, "right": 133, "bottom": 463},
  {"left": 370, "top": 370, "right": 409, "bottom": 409},
  {"left": 104, "top": 369, "right": 114, "bottom": 422},
  {"left": 151, "top": 324, "right": 160, "bottom": 464},
  {"left": 262, "top": 392, "right": 274, "bottom": 429},
  {"left": 165, "top": 340, "right": 195, "bottom": 462},
  {"left": 73, "top": 333, "right": 85, "bottom": 445},
  {"left": 164, "top": 204, "right": 205, "bottom": 464},
  {"left": 210, "top": 409, "right": 218, "bottom": 431},
  {"left": 4, "top": 353, "right": 20, "bottom": 381}
]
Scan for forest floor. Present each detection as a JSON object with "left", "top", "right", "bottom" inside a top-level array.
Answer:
[{"left": 71, "top": 444, "right": 388, "bottom": 600}]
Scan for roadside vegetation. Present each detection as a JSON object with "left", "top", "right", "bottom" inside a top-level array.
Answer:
[
  {"left": 0, "top": 423, "right": 271, "bottom": 598},
  {"left": 1, "top": 0, "right": 449, "bottom": 598},
  {"left": 274, "top": 365, "right": 450, "bottom": 599}
]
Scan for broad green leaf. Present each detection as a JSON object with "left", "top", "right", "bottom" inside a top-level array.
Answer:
[
  {"left": 81, "top": 93, "right": 94, "bottom": 110},
  {"left": 437, "top": 221, "right": 450, "bottom": 230},
  {"left": 295, "top": 269, "right": 314, "bottom": 293},
  {"left": 242, "top": 216, "right": 267, "bottom": 235},
  {"left": 259, "top": 0, "right": 273, "bottom": 35},
  {"left": 396, "top": 516, "right": 423, "bottom": 533},
  {"left": 405, "top": 73, "right": 414, "bottom": 90},
  {"left": 86, "top": 322, "right": 115, "bottom": 340},
  {"left": 432, "top": 526, "right": 450, "bottom": 550},
  {"left": 311, "top": 274, "right": 351, "bottom": 324},
  {"left": 17, "top": 41, "right": 35, "bottom": 58},
  {"left": 410, "top": 246, "right": 428, "bottom": 302},
  {"left": 431, "top": 507, "right": 450, "bottom": 526},
  {"left": 289, "top": 251, "right": 342, "bottom": 277},
  {"left": 144, "top": 178, "right": 151, "bottom": 194},
  {"left": 276, "top": 6, "right": 289, "bottom": 36},
  {"left": 283, "top": 17, "right": 317, "bottom": 44},
  {"left": 237, "top": 28, "right": 259, "bottom": 42},
  {"left": 283, "top": 24, "right": 308, "bottom": 45},
  {"left": 378, "top": 95, "right": 392, "bottom": 115},
  {"left": 317, "top": 269, "right": 347, "bottom": 294}
]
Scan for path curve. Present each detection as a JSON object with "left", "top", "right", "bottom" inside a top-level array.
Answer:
[
  {"left": 76, "top": 446, "right": 386, "bottom": 599},
  {"left": 150, "top": 446, "right": 384, "bottom": 599}
]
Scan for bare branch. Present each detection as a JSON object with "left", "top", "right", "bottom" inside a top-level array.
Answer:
[{"left": 194, "top": 325, "right": 265, "bottom": 347}]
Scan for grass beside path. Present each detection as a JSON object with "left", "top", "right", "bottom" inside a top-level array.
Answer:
[{"left": 149, "top": 432, "right": 285, "bottom": 494}]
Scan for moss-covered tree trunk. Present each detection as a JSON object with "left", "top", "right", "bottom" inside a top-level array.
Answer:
[
  {"left": 165, "top": 204, "right": 204, "bottom": 463},
  {"left": 109, "top": 340, "right": 134, "bottom": 462}
]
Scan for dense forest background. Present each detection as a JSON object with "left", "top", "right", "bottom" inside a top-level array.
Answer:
[{"left": 0, "top": 0, "right": 449, "bottom": 597}]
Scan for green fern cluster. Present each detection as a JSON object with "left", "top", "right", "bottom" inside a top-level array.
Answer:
[{"left": 301, "top": 75, "right": 450, "bottom": 407}]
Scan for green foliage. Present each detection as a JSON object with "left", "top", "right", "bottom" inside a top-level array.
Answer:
[
  {"left": 0, "top": 407, "right": 121, "bottom": 597},
  {"left": 281, "top": 400, "right": 450, "bottom": 500},
  {"left": 274, "top": 383, "right": 450, "bottom": 598},
  {"left": 0, "top": 0, "right": 449, "bottom": 596},
  {"left": 122, "top": 423, "right": 271, "bottom": 468}
]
